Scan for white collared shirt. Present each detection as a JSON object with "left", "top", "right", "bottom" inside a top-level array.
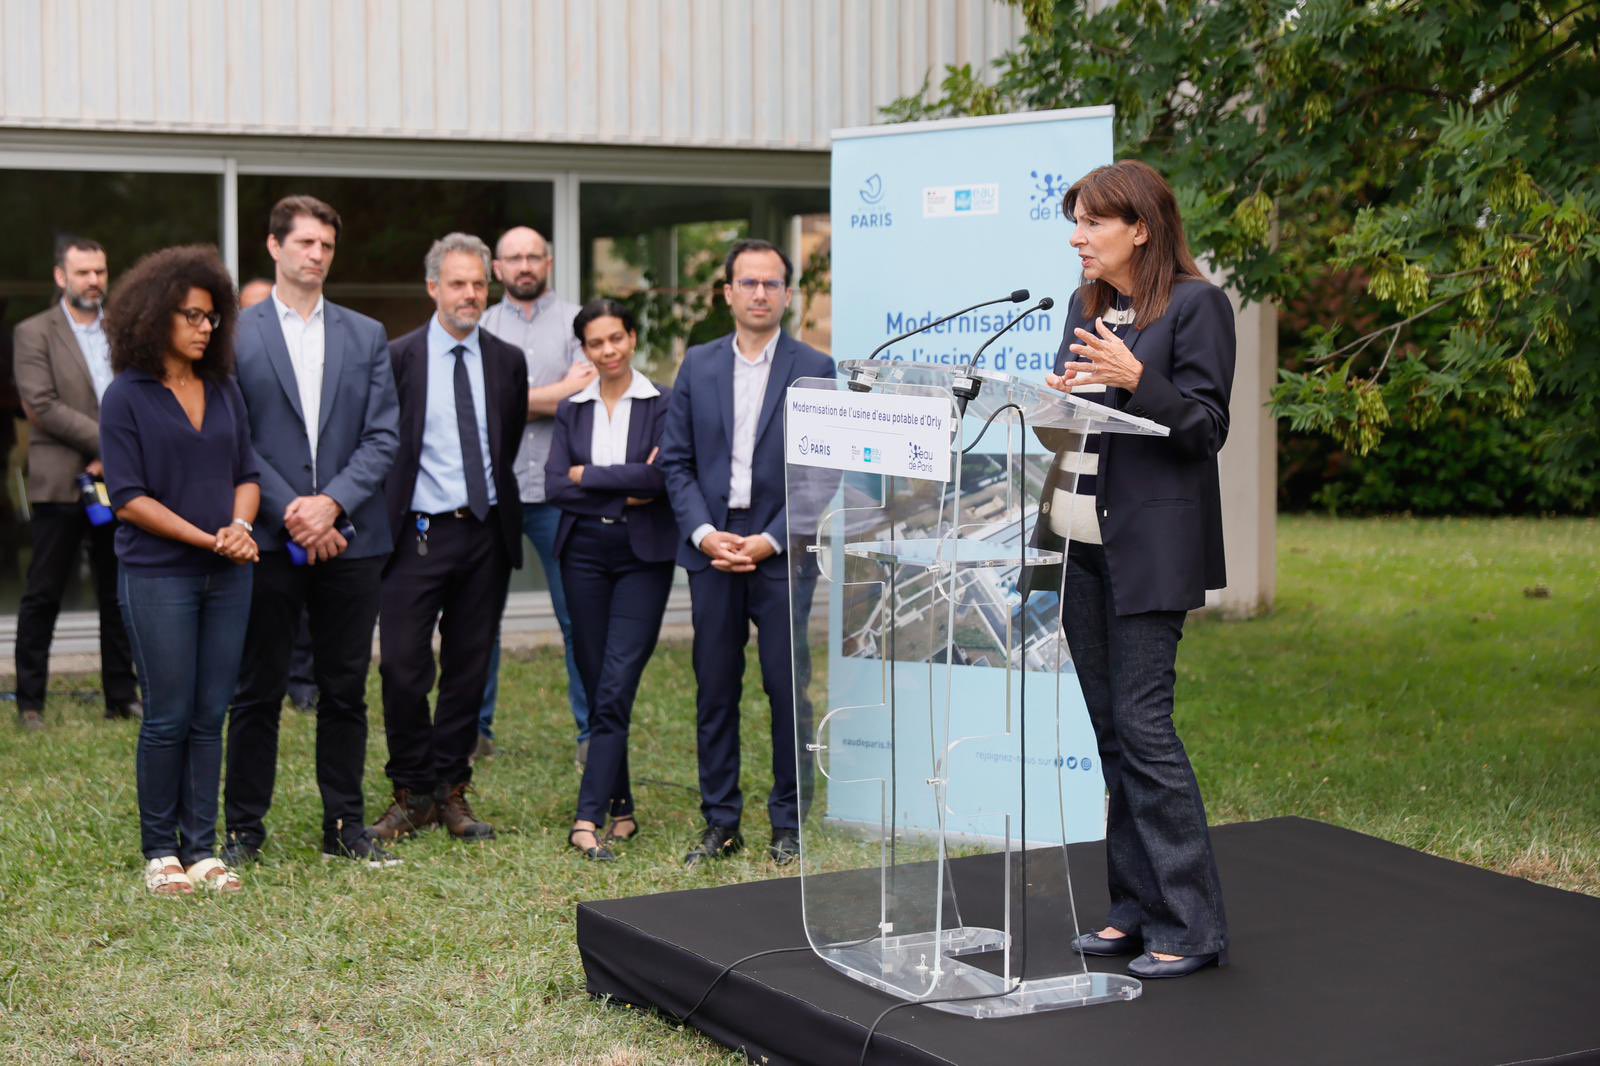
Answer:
[
  {"left": 270, "top": 287, "right": 326, "bottom": 467},
  {"left": 61, "top": 299, "right": 113, "bottom": 401},
  {"left": 568, "top": 369, "right": 660, "bottom": 467},
  {"left": 729, "top": 332, "right": 777, "bottom": 509}
]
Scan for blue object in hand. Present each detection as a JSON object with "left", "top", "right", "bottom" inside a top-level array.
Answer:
[
  {"left": 288, "top": 519, "right": 357, "bottom": 566},
  {"left": 76, "top": 473, "right": 114, "bottom": 527}
]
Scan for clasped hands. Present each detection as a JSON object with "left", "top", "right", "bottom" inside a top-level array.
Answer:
[
  {"left": 701, "top": 530, "right": 775, "bottom": 572},
  {"left": 212, "top": 523, "right": 259, "bottom": 564},
  {"left": 1045, "top": 319, "right": 1145, "bottom": 394},
  {"left": 283, "top": 493, "right": 347, "bottom": 565}
]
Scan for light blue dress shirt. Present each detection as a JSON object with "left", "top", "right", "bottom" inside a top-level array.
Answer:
[
  {"left": 62, "top": 299, "right": 113, "bottom": 401},
  {"left": 409, "top": 315, "right": 498, "bottom": 514}
]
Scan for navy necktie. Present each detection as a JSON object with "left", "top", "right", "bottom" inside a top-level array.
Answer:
[{"left": 451, "top": 345, "right": 491, "bottom": 521}]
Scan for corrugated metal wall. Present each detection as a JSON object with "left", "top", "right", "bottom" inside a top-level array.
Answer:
[{"left": 0, "top": 0, "right": 1026, "bottom": 149}]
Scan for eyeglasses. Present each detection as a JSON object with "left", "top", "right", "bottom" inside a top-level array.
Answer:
[
  {"left": 498, "top": 253, "right": 549, "bottom": 265},
  {"left": 731, "top": 279, "right": 787, "bottom": 295},
  {"left": 176, "top": 307, "right": 222, "bottom": 329}
]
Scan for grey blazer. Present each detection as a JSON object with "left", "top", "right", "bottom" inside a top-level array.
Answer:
[
  {"left": 233, "top": 298, "right": 401, "bottom": 559},
  {"left": 13, "top": 305, "right": 102, "bottom": 503}
]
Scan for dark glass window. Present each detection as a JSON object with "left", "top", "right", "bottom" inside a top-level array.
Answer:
[{"left": 0, "top": 170, "right": 221, "bottom": 612}]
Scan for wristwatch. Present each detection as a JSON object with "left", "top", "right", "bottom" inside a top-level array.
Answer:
[{"left": 231, "top": 518, "right": 254, "bottom": 533}]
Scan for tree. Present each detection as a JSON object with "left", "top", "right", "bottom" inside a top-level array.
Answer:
[{"left": 887, "top": 0, "right": 1599, "bottom": 505}]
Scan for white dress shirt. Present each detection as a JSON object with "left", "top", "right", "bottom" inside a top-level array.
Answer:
[
  {"left": 690, "top": 332, "right": 782, "bottom": 555},
  {"left": 270, "top": 287, "right": 326, "bottom": 468},
  {"left": 61, "top": 300, "right": 113, "bottom": 401},
  {"left": 568, "top": 370, "right": 661, "bottom": 466}
]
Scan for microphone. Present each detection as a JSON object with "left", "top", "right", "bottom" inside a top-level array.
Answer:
[
  {"left": 851, "top": 289, "right": 1030, "bottom": 390},
  {"left": 954, "top": 296, "right": 1055, "bottom": 414}
]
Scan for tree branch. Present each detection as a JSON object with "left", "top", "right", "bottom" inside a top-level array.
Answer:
[
  {"left": 1313, "top": 282, "right": 1489, "bottom": 365},
  {"left": 1477, "top": 27, "right": 1598, "bottom": 109}
]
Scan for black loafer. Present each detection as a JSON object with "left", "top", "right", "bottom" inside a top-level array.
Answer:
[
  {"left": 769, "top": 830, "right": 800, "bottom": 866},
  {"left": 220, "top": 839, "right": 263, "bottom": 866},
  {"left": 1072, "top": 930, "right": 1142, "bottom": 956},
  {"left": 683, "top": 824, "right": 743, "bottom": 868},
  {"left": 1127, "top": 951, "right": 1221, "bottom": 978}
]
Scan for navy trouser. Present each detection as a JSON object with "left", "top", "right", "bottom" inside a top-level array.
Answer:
[
  {"left": 688, "top": 509, "right": 816, "bottom": 834},
  {"left": 120, "top": 565, "right": 252, "bottom": 866},
  {"left": 1062, "top": 541, "right": 1229, "bottom": 958},
  {"left": 226, "top": 551, "right": 384, "bottom": 851},
  {"left": 561, "top": 516, "right": 674, "bottom": 825}
]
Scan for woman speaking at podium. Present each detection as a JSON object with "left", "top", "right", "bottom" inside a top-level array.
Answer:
[{"left": 1035, "top": 159, "right": 1234, "bottom": 978}]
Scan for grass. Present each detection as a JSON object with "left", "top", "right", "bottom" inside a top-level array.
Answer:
[{"left": 0, "top": 516, "right": 1595, "bottom": 1063}]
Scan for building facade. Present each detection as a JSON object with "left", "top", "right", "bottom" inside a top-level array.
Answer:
[{"left": 1, "top": 0, "right": 1271, "bottom": 639}]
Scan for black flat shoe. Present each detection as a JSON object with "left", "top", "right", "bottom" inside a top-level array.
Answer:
[
  {"left": 1127, "top": 951, "right": 1221, "bottom": 978},
  {"left": 1072, "top": 930, "right": 1142, "bottom": 956},
  {"left": 568, "top": 827, "right": 615, "bottom": 862}
]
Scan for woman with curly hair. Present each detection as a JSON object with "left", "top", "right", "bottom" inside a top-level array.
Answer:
[{"left": 99, "top": 245, "right": 261, "bottom": 896}]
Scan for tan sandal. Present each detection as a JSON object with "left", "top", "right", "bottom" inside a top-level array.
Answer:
[
  {"left": 184, "top": 857, "right": 242, "bottom": 893},
  {"left": 144, "top": 856, "right": 193, "bottom": 896}
]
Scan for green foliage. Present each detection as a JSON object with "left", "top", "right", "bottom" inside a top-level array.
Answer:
[{"left": 890, "top": 0, "right": 1600, "bottom": 500}]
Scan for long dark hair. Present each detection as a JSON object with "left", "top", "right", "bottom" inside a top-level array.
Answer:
[
  {"left": 105, "top": 245, "right": 238, "bottom": 384},
  {"left": 1063, "top": 160, "right": 1204, "bottom": 325}
]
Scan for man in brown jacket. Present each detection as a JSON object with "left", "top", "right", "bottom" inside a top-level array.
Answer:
[{"left": 12, "top": 236, "right": 138, "bottom": 730}]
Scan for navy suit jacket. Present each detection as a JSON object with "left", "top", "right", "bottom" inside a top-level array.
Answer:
[
  {"left": 544, "top": 386, "right": 677, "bottom": 564},
  {"left": 233, "top": 298, "right": 399, "bottom": 559},
  {"left": 657, "top": 332, "right": 835, "bottom": 578},
  {"left": 1026, "top": 279, "right": 1235, "bottom": 614},
  {"left": 384, "top": 323, "right": 528, "bottom": 568}
]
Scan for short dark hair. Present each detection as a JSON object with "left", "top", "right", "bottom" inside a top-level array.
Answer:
[
  {"left": 572, "top": 298, "right": 638, "bottom": 342},
  {"left": 105, "top": 245, "right": 238, "bottom": 384},
  {"left": 268, "top": 195, "right": 342, "bottom": 244},
  {"left": 54, "top": 235, "right": 104, "bottom": 269},
  {"left": 723, "top": 238, "right": 793, "bottom": 288}
]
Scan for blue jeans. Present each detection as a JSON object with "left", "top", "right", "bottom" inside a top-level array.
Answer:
[
  {"left": 120, "top": 565, "right": 253, "bottom": 866},
  {"left": 478, "top": 502, "right": 589, "bottom": 741}
]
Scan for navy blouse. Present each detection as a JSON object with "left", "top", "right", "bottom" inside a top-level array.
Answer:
[{"left": 99, "top": 369, "right": 260, "bottom": 575}]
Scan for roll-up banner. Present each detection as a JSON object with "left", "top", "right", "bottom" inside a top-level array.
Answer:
[
  {"left": 823, "top": 109, "right": 1115, "bottom": 845},
  {"left": 831, "top": 107, "right": 1114, "bottom": 382}
]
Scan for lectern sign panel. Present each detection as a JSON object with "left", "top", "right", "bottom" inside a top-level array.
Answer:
[{"left": 785, "top": 389, "right": 951, "bottom": 482}]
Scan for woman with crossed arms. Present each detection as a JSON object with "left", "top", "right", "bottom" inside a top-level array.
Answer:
[{"left": 545, "top": 299, "right": 677, "bottom": 862}]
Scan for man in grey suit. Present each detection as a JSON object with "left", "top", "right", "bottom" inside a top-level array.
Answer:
[
  {"left": 223, "top": 195, "right": 401, "bottom": 867},
  {"left": 12, "top": 236, "right": 138, "bottom": 730}
]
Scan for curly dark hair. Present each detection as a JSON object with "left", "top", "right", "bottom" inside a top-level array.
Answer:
[{"left": 105, "top": 244, "right": 238, "bottom": 383}]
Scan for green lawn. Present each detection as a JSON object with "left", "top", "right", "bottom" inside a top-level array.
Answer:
[{"left": 1, "top": 516, "right": 1595, "bottom": 1063}]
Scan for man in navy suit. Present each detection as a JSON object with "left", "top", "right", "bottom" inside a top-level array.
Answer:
[
  {"left": 659, "top": 238, "right": 835, "bottom": 868},
  {"left": 224, "top": 195, "right": 401, "bottom": 867},
  {"left": 370, "top": 233, "right": 528, "bottom": 845}
]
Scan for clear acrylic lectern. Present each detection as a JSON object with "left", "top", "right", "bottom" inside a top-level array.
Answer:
[{"left": 782, "top": 359, "right": 1169, "bottom": 1017}]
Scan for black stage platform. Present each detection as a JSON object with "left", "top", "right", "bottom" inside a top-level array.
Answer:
[{"left": 578, "top": 817, "right": 1600, "bottom": 1066}]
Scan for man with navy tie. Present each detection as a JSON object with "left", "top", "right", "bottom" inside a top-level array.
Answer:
[
  {"left": 371, "top": 233, "right": 527, "bottom": 844},
  {"left": 659, "top": 238, "right": 835, "bottom": 868},
  {"left": 225, "top": 196, "right": 401, "bottom": 867}
]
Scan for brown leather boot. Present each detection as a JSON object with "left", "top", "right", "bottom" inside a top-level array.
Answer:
[
  {"left": 436, "top": 782, "right": 496, "bottom": 841},
  {"left": 368, "top": 787, "right": 437, "bottom": 841}
]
